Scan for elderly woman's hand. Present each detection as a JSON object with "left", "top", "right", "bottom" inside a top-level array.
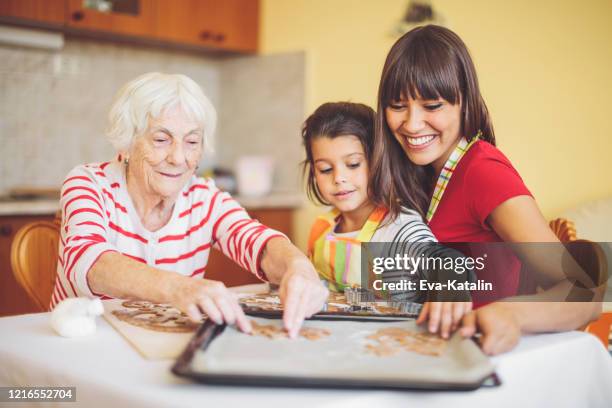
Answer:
[
  {"left": 279, "top": 258, "right": 329, "bottom": 338},
  {"left": 171, "top": 277, "right": 252, "bottom": 333}
]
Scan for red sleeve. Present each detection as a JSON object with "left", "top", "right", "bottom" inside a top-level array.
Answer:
[
  {"left": 464, "top": 156, "right": 532, "bottom": 229},
  {"left": 59, "top": 165, "right": 118, "bottom": 299},
  {"left": 210, "top": 187, "right": 286, "bottom": 281}
]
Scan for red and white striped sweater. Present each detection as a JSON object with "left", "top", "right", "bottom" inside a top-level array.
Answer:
[{"left": 51, "top": 161, "right": 285, "bottom": 309}]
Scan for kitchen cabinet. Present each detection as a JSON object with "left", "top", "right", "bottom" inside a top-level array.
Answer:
[
  {"left": 205, "top": 208, "right": 293, "bottom": 287},
  {"left": 0, "top": 0, "right": 259, "bottom": 53},
  {"left": 66, "top": 0, "right": 155, "bottom": 39},
  {"left": 0, "top": 214, "right": 55, "bottom": 317},
  {"left": 154, "top": 0, "right": 258, "bottom": 53},
  {"left": 0, "top": 0, "right": 65, "bottom": 27}
]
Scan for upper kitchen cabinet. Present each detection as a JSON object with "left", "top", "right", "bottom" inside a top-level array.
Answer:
[
  {"left": 0, "top": 0, "right": 259, "bottom": 54},
  {"left": 154, "top": 0, "right": 259, "bottom": 53},
  {"left": 0, "top": 0, "right": 65, "bottom": 27},
  {"left": 66, "top": 0, "right": 155, "bottom": 38}
]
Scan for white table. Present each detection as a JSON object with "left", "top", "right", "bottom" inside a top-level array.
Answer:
[{"left": 1, "top": 312, "right": 611, "bottom": 408}]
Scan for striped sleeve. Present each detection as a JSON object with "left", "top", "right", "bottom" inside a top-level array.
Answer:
[
  {"left": 378, "top": 210, "right": 474, "bottom": 302},
  {"left": 211, "top": 189, "right": 285, "bottom": 280},
  {"left": 380, "top": 212, "right": 437, "bottom": 302},
  {"left": 58, "top": 166, "right": 118, "bottom": 298}
]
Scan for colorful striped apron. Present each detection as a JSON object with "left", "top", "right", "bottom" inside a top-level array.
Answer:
[
  {"left": 427, "top": 135, "right": 480, "bottom": 222},
  {"left": 307, "top": 207, "right": 387, "bottom": 292}
]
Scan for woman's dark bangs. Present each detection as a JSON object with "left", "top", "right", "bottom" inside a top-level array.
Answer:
[{"left": 382, "top": 39, "right": 461, "bottom": 106}]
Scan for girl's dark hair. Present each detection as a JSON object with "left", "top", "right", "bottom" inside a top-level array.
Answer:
[
  {"left": 370, "top": 24, "right": 495, "bottom": 220},
  {"left": 302, "top": 102, "right": 376, "bottom": 206}
]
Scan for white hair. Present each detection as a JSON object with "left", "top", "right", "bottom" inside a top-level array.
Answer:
[{"left": 106, "top": 72, "right": 216, "bottom": 152}]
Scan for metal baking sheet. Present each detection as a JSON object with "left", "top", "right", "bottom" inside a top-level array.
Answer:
[
  {"left": 173, "top": 317, "right": 496, "bottom": 390},
  {"left": 238, "top": 292, "right": 422, "bottom": 320}
]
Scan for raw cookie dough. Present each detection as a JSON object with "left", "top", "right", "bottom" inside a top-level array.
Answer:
[
  {"left": 111, "top": 300, "right": 201, "bottom": 333},
  {"left": 249, "top": 321, "right": 331, "bottom": 341},
  {"left": 365, "top": 327, "right": 447, "bottom": 357}
]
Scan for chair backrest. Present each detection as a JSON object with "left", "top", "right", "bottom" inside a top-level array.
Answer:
[
  {"left": 550, "top": 218, "right": 611, "bottom": 349},
  {"left": 549, "top": 218, "right": 608, "bottom": 287},
  {"left": 10, "top": 215, "right": 60, "bottom": 312},
  {"left": 549, "top": 218, "right": 577, "bottom": 242}
]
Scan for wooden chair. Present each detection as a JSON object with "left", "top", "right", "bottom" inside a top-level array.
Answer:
[
  {"left": 10, "top": 212, "right": 61, "bottom": 312},
  {"left": 549, "top": 218, "right": 611, "bottom": 349}
]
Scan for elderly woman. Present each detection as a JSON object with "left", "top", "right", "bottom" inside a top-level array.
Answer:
[{"left": 51, "top": 72, "right": 328, "bottom": 337}]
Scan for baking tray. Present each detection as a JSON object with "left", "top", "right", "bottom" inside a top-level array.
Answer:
[
  {"left": 238, "top": 292, "right": 422, "bottom": 321},
  {"left": 172, "top": 317, "right": 497, "bottom": 391},
  {"left": 244, "top": 308, "right": 416, "bottom": 322}
]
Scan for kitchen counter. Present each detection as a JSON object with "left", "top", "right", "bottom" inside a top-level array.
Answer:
[
  {"left": 0, "top": 193, "right": 304, "bottom": 216},
  {"left": 234, "top": 192, "right": 304, "bottom": 209},
  {"left": 0, "top": 199, "right": 60, "bottom": 216}
]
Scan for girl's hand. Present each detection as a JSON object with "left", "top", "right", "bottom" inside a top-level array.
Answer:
[
  {"left": 417, "top": 301, "right": 473, "bottom": 339},
  {"left": 460, "top": 302, "right": 521, "bottom": 355},
  {"left": 279, "top": 259, "right": 329, "bottom": 338},
  {"left": 171, "top": 277, "right": 252, "bottom": 333}
]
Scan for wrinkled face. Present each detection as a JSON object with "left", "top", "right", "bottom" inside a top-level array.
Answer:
[
  {"left": 311, "top": 135, "right": 370, "bottom": 214},
  {"left": 385, "top": 96, "right": 462, "bottom": 172},
  {"left": 126, "top": 105, "right": 203, "bottom": 199}
]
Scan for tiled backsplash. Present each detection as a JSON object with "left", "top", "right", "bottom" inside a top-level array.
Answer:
[
  {"left": 218, "top": 52, "right": 305, "bottom": 195},
  {"left": 0, "top": 35, "right": 304, "bottom": 196}
]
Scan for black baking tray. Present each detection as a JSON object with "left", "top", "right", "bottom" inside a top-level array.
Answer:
[
  {"left": 244, "top": 307, "right": 416, "bottom": 321},
  {"left": 172, "top": 317, "right": 500, "bottom": 391},
  {"left": 238, "top": 292, "right": 423, "bottom": 321}
]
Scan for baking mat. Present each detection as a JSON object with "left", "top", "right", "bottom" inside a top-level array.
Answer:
[{"left": 173, "top": 317, "right": 495, "bottom": 390}]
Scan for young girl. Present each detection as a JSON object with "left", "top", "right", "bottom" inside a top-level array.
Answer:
[
  {"left": 303, "top": 102, "right": 472, "bottom": 338},
  {"left": 370, "top": 25, "right": 600, "bottom": 354}
]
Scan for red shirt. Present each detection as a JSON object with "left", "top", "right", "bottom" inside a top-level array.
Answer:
[{"left": 428, "top": 141, "right": 532, "bottom": 306}]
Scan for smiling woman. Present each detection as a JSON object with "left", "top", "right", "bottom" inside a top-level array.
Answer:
[
  {"left": 124, "top": 106, "right": 205, "bottom": 231},
  {"left": 51, "top": 73, "right": 328, "bottom": 337},
  {"left": 369, "top": 25, "right": 601, "bottom": 355}
]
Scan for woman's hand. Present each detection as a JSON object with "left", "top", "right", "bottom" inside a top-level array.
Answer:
[
  {"left": 258, "top": 237, "right": 329, "bottom": 338},
  {"left": 417, "top": 301, "right": 473, "bottom": 339},
  {"left": 171, "top": 277, "right": 252, "bottom": 333},
  {"left": 460, "top": 302, "right": 521, "bottom": 355},
  {"left": 279, "top": 259, "right": 329, "bottom": 338}
]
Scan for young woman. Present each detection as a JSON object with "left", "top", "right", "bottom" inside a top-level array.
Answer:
[{"left": 369, "top": 25, "right": 600, "bottom": 354}]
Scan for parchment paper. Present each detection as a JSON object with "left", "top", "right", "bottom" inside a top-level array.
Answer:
[{"left": 191, "top": 317, "right": 494, "bottom": 386}]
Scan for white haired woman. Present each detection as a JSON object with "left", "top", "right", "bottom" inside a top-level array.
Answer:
[{"left": 52, "top": 72, "right": 328, "bottom": 337}]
